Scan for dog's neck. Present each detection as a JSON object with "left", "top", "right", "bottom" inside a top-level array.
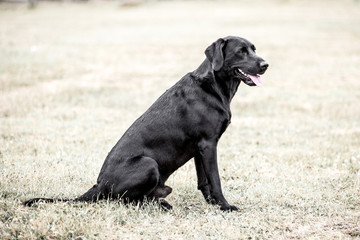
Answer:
[{"left": 192, "top": 59, "right": 240, "bottom": 106}]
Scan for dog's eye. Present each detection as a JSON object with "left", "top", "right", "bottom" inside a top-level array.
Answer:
[
  {"left": 241, "top": 47, "right": 248, "bottom": 55},
  {"left": 251, "top": 45, "right": 256, "bottom": 53}
]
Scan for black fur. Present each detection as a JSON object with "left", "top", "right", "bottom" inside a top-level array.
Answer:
[{"left": 24, "top": 36, "right": 268, "bottom": 211}]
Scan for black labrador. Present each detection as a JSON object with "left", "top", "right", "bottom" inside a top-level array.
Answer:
[{"left": 24, "top": 36, "right": 268, "bottom": 211}]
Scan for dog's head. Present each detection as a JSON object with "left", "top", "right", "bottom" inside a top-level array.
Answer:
[{"left": 205, "top": 36, "right": 268, "bottom": 86}]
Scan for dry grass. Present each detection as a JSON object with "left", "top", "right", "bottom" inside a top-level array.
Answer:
[{"left": 1, "top": 0, "right": 360, "bottom": 239}]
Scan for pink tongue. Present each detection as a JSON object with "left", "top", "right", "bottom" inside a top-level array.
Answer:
[{"left": 248, "top": 74, "right": 262, "bottom": 86}]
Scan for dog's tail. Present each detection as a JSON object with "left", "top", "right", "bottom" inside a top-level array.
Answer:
[
  {"left": 23, "top": 197, "right": 67, "bottom": 206},
  {"left": 23, "top": 184, "right": 105, "bottom": 207}
]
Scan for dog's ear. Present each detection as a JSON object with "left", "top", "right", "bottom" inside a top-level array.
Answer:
[{"left": 205, "top": 38, "right": 227, "bottom": 71}]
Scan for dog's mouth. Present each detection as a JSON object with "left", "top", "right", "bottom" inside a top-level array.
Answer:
[{"left": 235, "top": 68, "right": 262, "bottom": 86}]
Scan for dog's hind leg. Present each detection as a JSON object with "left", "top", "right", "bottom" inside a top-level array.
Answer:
[
  {"left": 148, "top": 185, "right": 172, "bottom": 199},
  {"left": 73, "top": 156, "right": 162, "bottom": 203},
  {"left": 148, "top": 185, "right": 173, "bottom": 210},
  {"left": 105, "top": 156, "right": 175, "bottom": 210},
  {"left": 100, "top": 156, "right": 163, "bottom": 202}
]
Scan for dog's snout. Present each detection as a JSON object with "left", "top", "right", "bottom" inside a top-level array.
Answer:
[
  {"left": 259, "top": 61, "right": 269, "bottom": 72},
  {"left": 260, "top": 61, "right": 269, "bottom": 71}
]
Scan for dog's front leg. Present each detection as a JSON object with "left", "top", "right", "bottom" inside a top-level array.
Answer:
[
  {"left": 194, "top": 155, "right": 215, "bottom": 204},
  {"left": 197, "top": 140, "right": 238, "bottom": 211}
]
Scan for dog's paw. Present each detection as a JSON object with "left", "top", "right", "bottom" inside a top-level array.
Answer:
[
  {"left": 220, "top": 204, "right": 239, "bottom": 212},
  {"left": 159, "top": 199, "right": 173, "bottom": 211},
  {"left": 205, "top": 196, "right": 217, "bottom": 205}
]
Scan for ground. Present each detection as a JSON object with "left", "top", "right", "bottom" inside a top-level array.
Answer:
[{"left": 0, "top": 0, "right": 360, "bottom": 239}]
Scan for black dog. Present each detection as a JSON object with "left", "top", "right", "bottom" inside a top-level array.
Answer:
[{"left": 24, "top": 36, "right": 268, "bottom": 211}]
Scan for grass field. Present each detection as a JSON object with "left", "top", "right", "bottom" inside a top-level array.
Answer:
[{"left": 1, "top": 0, "right": 360, "bottom": 239}]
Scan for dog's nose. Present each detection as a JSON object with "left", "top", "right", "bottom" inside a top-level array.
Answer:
[{"left": 260, "top": 61, "right": 269, "bottom": 71}]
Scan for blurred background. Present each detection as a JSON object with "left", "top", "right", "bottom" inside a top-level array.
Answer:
[{"left": 1, "top": 0, "right": 360, "bottom": 239}]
